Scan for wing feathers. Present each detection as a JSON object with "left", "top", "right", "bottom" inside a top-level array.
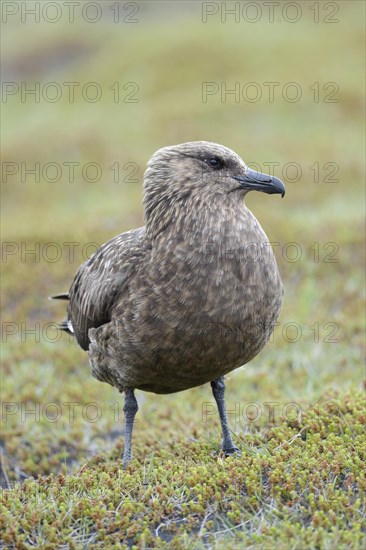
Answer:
[{"left": 66, "top": 227, "right": 145, "bottom": 351}]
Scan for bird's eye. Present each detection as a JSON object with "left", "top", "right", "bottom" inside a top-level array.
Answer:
[{"left": 206, "top": 157, "right": 223, "bottom": 169}]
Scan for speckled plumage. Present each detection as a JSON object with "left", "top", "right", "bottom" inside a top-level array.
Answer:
[{"left": 55, "top": 141, "right": 285, "bottom": 464}]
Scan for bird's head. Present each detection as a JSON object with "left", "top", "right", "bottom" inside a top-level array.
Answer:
[{"left": 143, "top": 141, "right": 285, "bottom": 236}]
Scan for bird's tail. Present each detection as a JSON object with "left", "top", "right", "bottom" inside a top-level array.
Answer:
[
  {"left": 49, "top": 293, "right": 72, "bottom": 334},
  {"left": 49, "top": 293, "right": 69, "bottom": 300},
  {"left": 55, "top": 319, "right": 74, "bottom": 335}
]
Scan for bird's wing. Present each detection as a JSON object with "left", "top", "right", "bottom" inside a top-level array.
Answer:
[{"left": 67, "top": 227, "right": 146, "bottom": 351}]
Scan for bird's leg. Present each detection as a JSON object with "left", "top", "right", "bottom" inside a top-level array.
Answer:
[
  {"left": 122, "top": 389, "right": 138, "bottom": 468},
  {"left": 211, "top": 377, "right": 241, "bottom": 456}
]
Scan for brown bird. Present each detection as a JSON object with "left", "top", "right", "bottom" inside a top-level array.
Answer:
[{"left": 53, "top": 141, "right": 285, "bottom": 467}]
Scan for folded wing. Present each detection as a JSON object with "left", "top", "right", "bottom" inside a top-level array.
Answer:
[{"left": 61, "top": 227, "right": 146, "bottom": 351}]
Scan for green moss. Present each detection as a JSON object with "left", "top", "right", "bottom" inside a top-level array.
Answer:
[{"left": 1, "top": 390, "right": 365, "bottom": 548}]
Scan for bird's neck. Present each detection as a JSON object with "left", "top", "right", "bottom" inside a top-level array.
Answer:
[{"left": 146, "top": 191, "right": 263, "bottom": 250}]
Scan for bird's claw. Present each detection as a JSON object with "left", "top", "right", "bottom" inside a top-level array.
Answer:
[{"left": 223, "top": 446, "right": 242, "bottom": 458}]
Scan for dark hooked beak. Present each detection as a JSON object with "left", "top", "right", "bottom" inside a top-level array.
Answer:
[{"left": 233, "top": 168, "right": 285, "bottom": 197}]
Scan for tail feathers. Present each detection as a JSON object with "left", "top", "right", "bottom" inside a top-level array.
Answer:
[
  {"left": 59, "top": 319, "right": 74, "bottom": 335},
  {"left": 49, "top": 293, "right": 69, "bottom": 301}
]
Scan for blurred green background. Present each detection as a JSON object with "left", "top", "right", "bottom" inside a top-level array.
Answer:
[{"left": 1, "top": 1, "right": 365, "bottom": 547}]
